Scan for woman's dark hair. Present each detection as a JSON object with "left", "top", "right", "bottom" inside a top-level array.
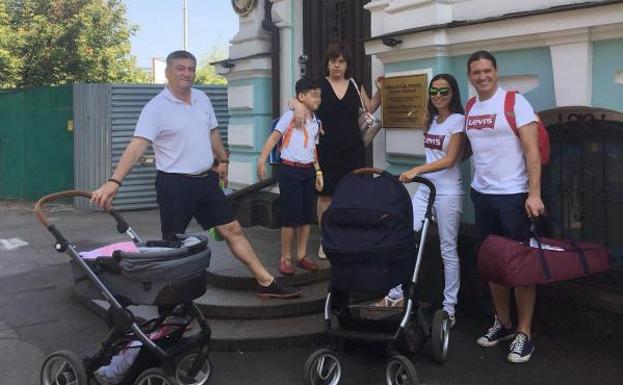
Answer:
[
  {"left": 467, "top": 50, "right": 497, "bottom": 74},
  {"left": 323, "top": 40, "right": 353, "bottom": 79},
  {"left": 426, "top": 74, "right": 464, "bottom": 130}
]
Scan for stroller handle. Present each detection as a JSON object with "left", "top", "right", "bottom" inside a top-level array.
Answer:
[
  {"left": 410, "top": 176, "right": 436, "bottom": 219},
  {"left": 353, "top": 167, "right": 391, "bottom": 177},
  {"left": 34, "top": 190, "right": 130, "bottom": 234},
  {"left": 352, "top": 168, "right": 437, "bottom": 219}
]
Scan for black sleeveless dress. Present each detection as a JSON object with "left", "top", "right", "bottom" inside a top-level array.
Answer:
[{"left": 316, "top": 77, "right": 365, "bottom": 196}]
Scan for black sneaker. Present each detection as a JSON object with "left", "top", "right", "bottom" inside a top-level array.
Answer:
[
  {"left": 257, "top": 279, "right": 302, "bottom": 299},
  {"left": 476, "top": 316, "right": 516, "bottom": 347},
  {"left": 507, "top": 332, "right": 535, "bottom": 363}
]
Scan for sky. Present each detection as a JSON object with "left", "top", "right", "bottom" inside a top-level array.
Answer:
[{"left": 124, "top": 0, "right": 238, "bottom": 68}]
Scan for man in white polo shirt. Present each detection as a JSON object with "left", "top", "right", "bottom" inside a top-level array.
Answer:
[
  {"left": 91, "top": 50, "right": 301, "bottom": 299},
  {"left": 465, "top": 50, "right": 545, "bottom": 363}
]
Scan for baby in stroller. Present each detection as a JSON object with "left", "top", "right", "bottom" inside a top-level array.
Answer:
[{"left": 36, "top": 191, "right": 212, "bottom": 385}]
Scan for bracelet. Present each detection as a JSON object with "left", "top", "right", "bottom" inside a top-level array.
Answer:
[
  {"left": 108, "top": 178, "right": 122, "bottom": 186},
  {"left": 219, "top": 159, "right": 229, "bottom": 164},
  {"left": 315, "top": 170, "right": 322, "bottom": 176}
]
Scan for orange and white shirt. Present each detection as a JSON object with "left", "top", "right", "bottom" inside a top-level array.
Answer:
[{"left": 274, "top": 110, "right": 320, "bottom": 164}]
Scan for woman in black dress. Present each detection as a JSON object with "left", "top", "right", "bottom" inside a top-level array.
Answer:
[{"left": 295, "top": 41, "right": 381, "bottom": 258}]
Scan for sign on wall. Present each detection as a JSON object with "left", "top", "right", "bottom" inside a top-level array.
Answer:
[{"left": 381, "top": 74, "right": 428, "bottom": 128}]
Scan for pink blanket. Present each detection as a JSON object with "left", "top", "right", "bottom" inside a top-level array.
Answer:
[{"left": 79, "top": 241, "right": 138, "bottom": 260}]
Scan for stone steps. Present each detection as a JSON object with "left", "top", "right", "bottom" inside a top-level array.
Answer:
[
  {"left": 205, "top": 225, "right": 329, "bottom": 291},
  {"left": 194, "top": 281, "right": 329, "bottom": 319}
]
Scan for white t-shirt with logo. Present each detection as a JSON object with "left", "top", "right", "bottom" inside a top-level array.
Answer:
[
  {"left": 134, "top": 87, "right": 219, "bottom": 174},
  {"left": 465, "top": 87, "right": 537, "bottom": 194},
  {"left": 275, "top": 109, "right": 320, "bottom": 164},
  {"left": 422, "top": 113, "right": 465, "bottom": 196}
]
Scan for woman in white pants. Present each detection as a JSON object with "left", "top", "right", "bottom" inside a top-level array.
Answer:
[{"left": 376, "top": 73, "right": 466, "bottom": 326}]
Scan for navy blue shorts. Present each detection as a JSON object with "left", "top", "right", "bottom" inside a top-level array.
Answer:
[
  {"left": 277, "top": 165, "right": 316, "bottom": 227},
  {"left": 470, "top": 188, "right": 531, "bottom": 245},
  {"left": 155, "top": 170, "right": 235, "bottom": 240}
]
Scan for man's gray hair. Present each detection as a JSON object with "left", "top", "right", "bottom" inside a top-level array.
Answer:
[{"left": 166, "top": 50, "right": 197, "bottom": 66}]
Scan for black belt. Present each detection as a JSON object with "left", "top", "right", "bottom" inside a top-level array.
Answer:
[{"left": 158, "top": 170, "right": 212, "bottom": 178}]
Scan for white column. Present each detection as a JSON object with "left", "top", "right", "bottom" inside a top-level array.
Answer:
[
  {"left": 550, "top": 41, "right": 593, "bottom": 106},
  {"left": 271, "top": 0, "right": 295, "bottom": 113}
]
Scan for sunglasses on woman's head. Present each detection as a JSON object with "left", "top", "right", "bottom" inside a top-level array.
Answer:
[{"left": 429, "top": 87, "right": 450, "bottom": 96}]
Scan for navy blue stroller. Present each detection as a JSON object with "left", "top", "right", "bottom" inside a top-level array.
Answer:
[{"left": 303, "top": 168, "right": 450, "bottom": 385}]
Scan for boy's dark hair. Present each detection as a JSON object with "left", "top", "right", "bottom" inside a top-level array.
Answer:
[
  {"left": 323, "top": 40, "right": 352, "bottom": 78},
  {"left": 467, "top": 50, "right": 497, "bottom": 73},
  {"left": 295, "top": 77, "right": 321, "bottom": 97},
  {"left": 166, "top": 50, "right": 197, "bottom": 66}
]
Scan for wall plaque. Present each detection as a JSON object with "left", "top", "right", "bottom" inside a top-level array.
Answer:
[{"left": 381, "top": 74, "right": 428, "bottom": 128}]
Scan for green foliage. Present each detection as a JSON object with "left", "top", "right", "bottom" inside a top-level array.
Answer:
[
  {"left": 1, "top": 0, "right": 147, "bottom": 88},
  {"left": 0, "top": 1, "right": 21, "bottom": 88},
  {"left": 195, "top": 45, "right": 227, "bottom": 85}
]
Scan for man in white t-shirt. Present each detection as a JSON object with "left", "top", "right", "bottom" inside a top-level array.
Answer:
[
  {"left": 465, "top": 51, "right": 545, "bottom": 363},
  {"left": 91, "top": 50, "right": 301, "bottom": 299}
]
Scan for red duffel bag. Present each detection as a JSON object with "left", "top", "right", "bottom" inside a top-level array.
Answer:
[{"left": 478, "top": 235, "right": 611, "bottom": 286}]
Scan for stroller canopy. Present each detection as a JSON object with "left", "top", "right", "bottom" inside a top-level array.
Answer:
[{"left": 322, "top": 170, "right": 414, "bottom": 257}]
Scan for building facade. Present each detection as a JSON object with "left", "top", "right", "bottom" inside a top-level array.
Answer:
[{"left": 219, "top": 0, "right": 623, "bottom": 262}]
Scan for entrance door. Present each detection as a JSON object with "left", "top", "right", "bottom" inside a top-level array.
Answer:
[
  {"left": 540, "top": 107, "right": 623, "bottom": 286},
  {"left": 303, "top": 0, "right": 372, "bottom": 159}
]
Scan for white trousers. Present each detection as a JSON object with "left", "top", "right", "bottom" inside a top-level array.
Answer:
[{"left": 388, "top": 187, "right": 463, "bottom": 316}]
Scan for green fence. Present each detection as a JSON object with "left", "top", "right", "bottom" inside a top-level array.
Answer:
[{"left": 0, "top": 86, "right": 73, "bottom": 200}]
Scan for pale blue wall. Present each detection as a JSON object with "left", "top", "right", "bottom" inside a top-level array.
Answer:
[
  {"left": 489, "top": 47, "right": 556, "bottom": 112},
  {"left": 592, "top": 38, "right": 623, "bottom": 112},
  {"left": 227, "top": 77, "right": 273, "bottom": 180}
]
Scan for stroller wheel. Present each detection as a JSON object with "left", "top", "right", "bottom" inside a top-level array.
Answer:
[
  {"left": 385, "top": 355, "right": 419, "bottom": 385},
  {"left": 175, "top": 353, "right": 212, "bottom": 385},
  {"left": 303, "top": 348, "right": 342, "bottom": 385},
  {"left": 40, "top": 350, "right": 87, "bottom": 385},
  {"left": 134, "top": 367, "right": 177, "bottom": 385},
  {"left": 431, "top": 309, "right": 450, "bottom": 363}
]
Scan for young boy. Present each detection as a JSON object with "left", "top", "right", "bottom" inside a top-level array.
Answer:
[{"left": 257, "top": 77, "right": 324, "bottom": 275}]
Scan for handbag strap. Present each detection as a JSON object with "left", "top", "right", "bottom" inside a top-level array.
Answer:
[{"left": 349, "top": 78, "right": 367, "bottom": 111}]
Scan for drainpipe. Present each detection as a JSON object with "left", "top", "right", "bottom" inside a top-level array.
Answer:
[{"left": 262, "top": 0, "right": 280, "bottom": 119}]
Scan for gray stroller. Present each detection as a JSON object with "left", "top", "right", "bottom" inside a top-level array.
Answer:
[{"left": 35, "top": 190, "right": 213, "bottom": 385}]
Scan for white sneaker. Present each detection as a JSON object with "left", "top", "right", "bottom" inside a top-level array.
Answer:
[
  {"left": 507, "top": 332, "right": 535, "bottom": 363},
  {"left": 318, "top": 244, "right": 327, "bottom": 259}
]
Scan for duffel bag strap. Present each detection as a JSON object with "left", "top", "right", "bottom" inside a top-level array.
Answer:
[
  {"left": 569, "top": 241, "right": 591, "bottom": 275},
  {"left": 530, "top": 236, "right": 552, "bottom": 281},
  {"left": 532, "top": 217, "right": 591, "bottom": 276}
]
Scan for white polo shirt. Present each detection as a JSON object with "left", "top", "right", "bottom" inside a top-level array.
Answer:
[
  {"left": 465, "top": 87, "right": 537, "bottom": 194},
  {"left": 275, "top": 110, "right": 320, "bottom": 164},
  {"left": 134, "top": 87, "right": 219, "bottom": 174}
]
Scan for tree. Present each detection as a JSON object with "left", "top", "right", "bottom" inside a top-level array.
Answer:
[
  {"left": 0, "top": 1, "right": 21, "bottom": 88},
  {"left": 195, "top": 45, "right": 227, "bottom": 85},
  {"left": 4, "top": 0, "right": 147, "bottom": 88}
]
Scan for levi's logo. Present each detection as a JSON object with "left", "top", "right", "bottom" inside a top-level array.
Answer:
[
  {"left": 467, "top": 114, "right": 497, "bottom": 130},
  {"left": 424, "top": 134, "right": 445, "bottom": 151}
]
